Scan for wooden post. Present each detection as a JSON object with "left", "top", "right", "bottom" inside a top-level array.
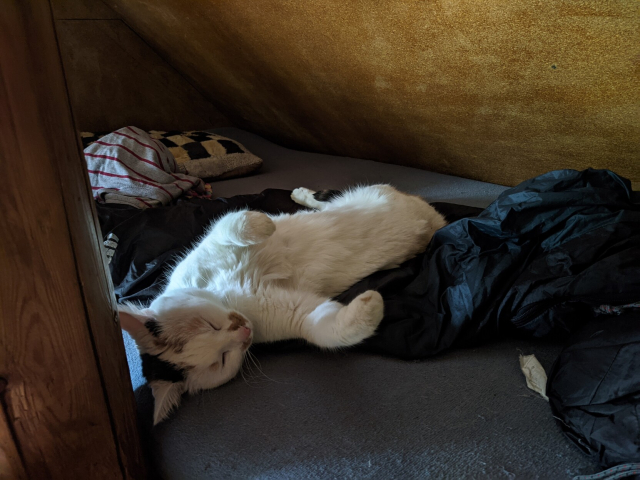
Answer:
[{"left": 0, "top": 1, "right": 146, "bottom": 478}]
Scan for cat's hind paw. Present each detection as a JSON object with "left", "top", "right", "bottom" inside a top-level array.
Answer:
[{"left": 339, "top": 290, "right": 384, "bottom": 345}]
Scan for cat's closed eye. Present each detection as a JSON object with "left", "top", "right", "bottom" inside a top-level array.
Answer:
[
  {"left": 222, "top": 351, "right": 229, "bottom": 366},
  {"left": 207, "top": 321, "right": 221, "bottom": 331}
]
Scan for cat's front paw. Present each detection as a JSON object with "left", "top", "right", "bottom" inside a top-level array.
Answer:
[
  {"left": 340, "top": 290, "right": 384, "bottom": 345},
  {"left": 291, "top": 187, "right": 323, "bottom": 210},
  {"left": 240, "top": 211, "right": 276, "bottom": 245}
]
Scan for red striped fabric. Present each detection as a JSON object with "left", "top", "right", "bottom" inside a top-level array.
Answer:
[
  {"left": 110, "top": 133, "right": 194, "bottom": 186},
  {"left": 85, "top": 152, "right": 189, "bottom": 195},
  {"left": 135, "top": 197, "right": 155, "bottom": 208},
  {"left": 86, "top": 169, "right": 175, "bottom": 198},
  {"left": 93, "top": 141, "right": 163, "bottom": 169},
  {"left": 86, "top": 153, "right": 166, "bottom": 184},
  {"left": 83, "top": 126, "right": 204, "bottom": 208}
]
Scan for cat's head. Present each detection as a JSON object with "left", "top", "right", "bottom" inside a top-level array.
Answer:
[{"left": 118, "top": 289, "right": 253, "bottom": 425}]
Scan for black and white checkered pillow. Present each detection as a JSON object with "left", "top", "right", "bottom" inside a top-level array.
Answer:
[
  {"left": 148, "top": 131, "right": 262, "bottom": 180},
  {"left": 152, "top": 130, "right": 243, "bottom": 158}
]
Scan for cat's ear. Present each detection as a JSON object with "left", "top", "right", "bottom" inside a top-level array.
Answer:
[
  {"left": 150, "top": 380, "right": 185, "bottom": 425},
  {"left": 118, "top": 304, "right": 153, "bottom": 340}
]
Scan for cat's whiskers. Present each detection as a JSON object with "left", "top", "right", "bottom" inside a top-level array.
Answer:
[
  {"left": 239, "top": 358, "right": 263, "bottom": 386},
  {"left": 240, "top": 351, "right": 262, "bottom": 383},
  {"left": 239, "top": 362, "right": 252, "bottom": 385},
  {"left": 243, "top": 350, "right": 282, "bottom": 384}
]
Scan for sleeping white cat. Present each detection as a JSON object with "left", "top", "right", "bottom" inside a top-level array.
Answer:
[{"left": 119, "top": 185, "right": 447, "bottom": 424}]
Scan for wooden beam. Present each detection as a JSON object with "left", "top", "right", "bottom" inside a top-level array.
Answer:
[
  {"left": 0, "top": 379, "right": 28, "bottom": 480},
  {"left": 0, "top": 1, "right": 146, "bottom": 478}
]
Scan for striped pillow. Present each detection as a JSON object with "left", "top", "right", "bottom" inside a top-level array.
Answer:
[{"left": 82, "top": 130, "right": 263, "bottom": 181}]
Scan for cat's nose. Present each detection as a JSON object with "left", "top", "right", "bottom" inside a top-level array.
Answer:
[{"left": 239, "top": 326, "right": 251, "bottom": 340}]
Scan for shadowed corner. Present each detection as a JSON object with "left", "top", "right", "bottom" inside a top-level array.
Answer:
[{"left": 133, "top": 384, "right": 163, "bottom": 478}]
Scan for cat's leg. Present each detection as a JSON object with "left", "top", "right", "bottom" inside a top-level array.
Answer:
[
  {"left": 326, "top": 184, "right": 399, "bottom": 210},
  {"left": 207, "top": 210, "right": 275, "bottom": 247},
  {"left": 291, "top": 187, "right": 327, "bottom": 210},
  {"left": 292, "top": 185, "right": 401, "bottom": 212},
  {"left": 246, "top": 287, "right": 383, "bottom": 346},
  {"left": 301, "top": 290, "right": 385, "bottom": 348}
]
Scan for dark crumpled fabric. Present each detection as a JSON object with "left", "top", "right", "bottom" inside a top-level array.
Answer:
[
  {"left": 356, "top": 168, "right": 640, "bottom": 358},
  {"left": 547, "top": 312, "right": 640, "bottom": 468},
  {"left": 97, "top": 169, "right": 640, "bottom": 468}
]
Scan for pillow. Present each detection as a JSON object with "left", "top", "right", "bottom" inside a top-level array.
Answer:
[
  {"left": 148, "top": 130, "right": 263, "bottom": 180},
  {"left": 81, "top": 130, "right": 263, "bottom": 181}
]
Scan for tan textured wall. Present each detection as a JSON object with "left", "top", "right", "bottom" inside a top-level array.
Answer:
[{"left": 106, "top": 0, "right": 639, "bottom": 186}]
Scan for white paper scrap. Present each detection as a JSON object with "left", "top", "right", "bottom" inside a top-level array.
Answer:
[{"left": 519, "top": 354, "right": 549, "bottom": 401}]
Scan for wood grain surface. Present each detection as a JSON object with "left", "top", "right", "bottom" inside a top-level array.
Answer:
[
  {"left": 0, "top": 380, "right": 28, "bottom": 480},
  {"left": 0, "top": 1, "right": 146, "bottom": 478}
]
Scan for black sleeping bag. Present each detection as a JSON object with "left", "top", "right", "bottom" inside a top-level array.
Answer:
[
  {"left": 97, "top": 169, "right": 640, "bottom": 468},
  {"left": 547, "top": 311, "right": 640, "bottom": 468}
]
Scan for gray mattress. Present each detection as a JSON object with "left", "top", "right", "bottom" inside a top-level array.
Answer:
[{"left": 125, "top": 128, "right": 599, "bottom": 479}]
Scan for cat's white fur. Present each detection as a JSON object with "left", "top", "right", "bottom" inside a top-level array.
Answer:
[{"left": 119, "top": 185, "right": 447, "bottom": 424}]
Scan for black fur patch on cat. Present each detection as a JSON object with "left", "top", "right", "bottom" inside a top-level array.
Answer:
[
  {"left": 313, "top": 189, "right": 342, "bottom": 202},
  {"left": 141, "top": 353, "right": 185, "bottom": 383},
  {"left": 144, "top": 319, "right": 162, "bottom": 337}
]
